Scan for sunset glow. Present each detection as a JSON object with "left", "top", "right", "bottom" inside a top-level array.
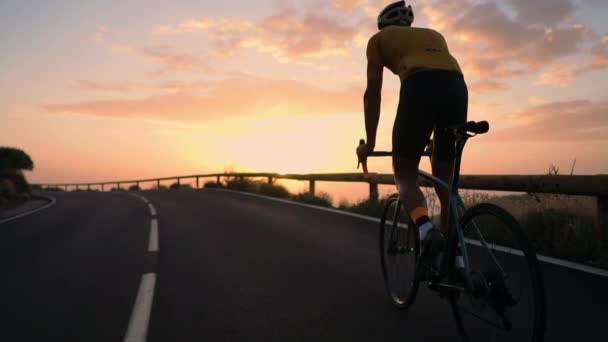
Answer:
[{"left": 2, "top": 0, "right": 607, "bottom": 198}]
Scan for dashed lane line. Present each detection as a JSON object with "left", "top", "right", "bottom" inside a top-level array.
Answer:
[
  {"left": 148, "top": 204, "right": 157, "bottom": 217},
  {"left": 148, "top": 219, "right": 159, "bottom": 253},
  {"left": 125, "top": 193, "right": 159, "bottom": 342},
  {"left": 123, "top": 273, "right": 156, "bottom": 342}
]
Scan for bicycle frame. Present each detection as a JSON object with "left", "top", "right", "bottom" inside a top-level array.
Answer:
[{"left": 411, "top": 137, "right": 474, "bottom": 290}]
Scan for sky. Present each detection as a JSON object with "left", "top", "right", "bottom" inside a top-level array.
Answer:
[{"left": 1, "top": 0, "right": 608, "bottom": 201}]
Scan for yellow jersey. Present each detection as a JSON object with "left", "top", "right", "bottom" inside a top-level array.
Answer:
[{"left": 366, "top": 26, "right": 462, "bottom": 81}]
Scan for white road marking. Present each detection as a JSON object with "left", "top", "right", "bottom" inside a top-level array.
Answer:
[
  {"left": 148, "top": 219, "right": 159, "bottom": 252},
  {"left": 209, "top": 188, "right": 608, "bottom": 278},
  {"left": 0, "top": 196, "right": 57, "bottom": 224},
  {"left": 123, "top": 273, "right": 156, "bottom": 342},
  {"left": 148, "top": 204, "right": 157, "bottom": 216}
]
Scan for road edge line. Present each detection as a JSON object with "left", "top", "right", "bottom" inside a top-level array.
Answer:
[
  {"left": 206, "top": 188, "right": 608, "bottom": 278},
  {"left": 0, "top": 195, "right": 57, "bottom": 224}
]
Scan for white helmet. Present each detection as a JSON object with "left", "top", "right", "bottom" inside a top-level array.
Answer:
[{"left": 377, "top": 1, "right": 414, "bottom": 30}]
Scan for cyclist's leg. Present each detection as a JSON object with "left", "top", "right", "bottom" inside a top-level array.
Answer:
[
  {"left": 431, "top": 71, "right": 468, "bottom": 271},
  {"left": 431, "top": 71, "right": 468, "bottom": 233},
  {"left": 393, "top": 157, "right": 425, "bottom": 216},
  {"left": 431, "top": 155, "right": 454, "bottom": 233},
  {"left": 392, "top": 72, "right": 438, "bottom": 244}
]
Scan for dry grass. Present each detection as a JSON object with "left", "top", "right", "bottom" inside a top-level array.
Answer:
[{"left": 489, "top": 193, "right": 596, "bottom": 221}]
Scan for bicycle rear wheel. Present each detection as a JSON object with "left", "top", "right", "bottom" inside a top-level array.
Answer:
[
  {"left": 379, "top": 193, "right": 419, "bottom": 309},
  {"left": 450, "top": 203, "right": 546, "bottom": 342}
]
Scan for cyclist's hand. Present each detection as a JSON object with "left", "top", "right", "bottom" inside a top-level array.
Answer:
[{"left": 356, "top": 139, "right": 373, "bottom": 177}]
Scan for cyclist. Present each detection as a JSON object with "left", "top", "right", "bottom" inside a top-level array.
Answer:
[{"left": 357, "top": 1, "right": 468, "bottom": 271}]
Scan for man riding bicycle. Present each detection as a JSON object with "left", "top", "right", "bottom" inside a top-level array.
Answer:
[{"left": 357, "top": 1, "right": 468, "bottom": 271}]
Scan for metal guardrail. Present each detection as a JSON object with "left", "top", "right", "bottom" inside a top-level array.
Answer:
[{"left": 36, "top": 173, "right": 608, "bottom": 241}]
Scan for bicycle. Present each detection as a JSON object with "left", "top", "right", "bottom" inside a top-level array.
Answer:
[{"left": 359, "top": 121, "right": 546, "bottom": 341}]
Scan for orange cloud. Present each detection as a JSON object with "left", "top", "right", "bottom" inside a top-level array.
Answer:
[
  {"left": 414, "top": 0, "right": 601, "bottom": 90},
  {"left": 44, "top": 77, "right": 363, "bottom": 121},
  {"left": 487, "top": 99, "right": 608, "bottom": 141},
  {"left": 112, "top": 44, "right": 216, "bottom": 76},
  {"left": 73, "top": 80, "right": 137, "bottom": 93},
  {"left": 156, "top": 6, "right": 362, "bottom": 62}
]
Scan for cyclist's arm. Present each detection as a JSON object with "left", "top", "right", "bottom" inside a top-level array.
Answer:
[{"left": 364, "top": 34, "right": 383, "bottom": 150}]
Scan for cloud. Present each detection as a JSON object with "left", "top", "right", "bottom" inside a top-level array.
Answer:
[
  {"left": 155, "top": 5, "right": 362, "bottom": 62},
  {"left": 112, "top": 44, "right": 215, "bottom": 76},
  {"left": 469, "top": 79, "right": 511, "bottom": 95},
  {"left": 94, "top": 25, "right": 111, "bottom": 42},
  {"left": 43, "top": 77, "right": 363, "bottom": 121},
  {"left": 73, "top": 80, "right": 136, "bottom": 93},
  {"left": 506, "top": 0, "right": 576, "bottom": 26},
  {"left": 333, "top": 0, "right": 368, "bottom": 11},
  {"left": 537, "top": 64, "right": 578, "bottom": 87},
  {"left": 487, "top": 99, "right": 608, "bottom": 141}
]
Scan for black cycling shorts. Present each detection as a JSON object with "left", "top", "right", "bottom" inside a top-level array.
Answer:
[{"left": 392, "top": 69, "right": 468, "bottom": 161}]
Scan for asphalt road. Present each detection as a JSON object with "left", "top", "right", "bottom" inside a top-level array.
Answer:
[{"left": 1, "top": 189, "right": 606, "bottom": 341}]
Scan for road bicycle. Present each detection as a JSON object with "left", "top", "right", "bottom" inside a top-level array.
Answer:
[{"left": 359, "top": 121, "right": 546, "bottom": 341}]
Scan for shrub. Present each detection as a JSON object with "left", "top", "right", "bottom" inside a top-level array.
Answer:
[
  {"left": 44, "top": 187, "right": 64, "bottom": 192},
  {"left": 30, "top": 184, "right": 43, "bottom": 191},
  {"left": 0, "top": 179, "right": 17, "bottom": 200},
  {"left": 0, "top": 170, "right": 30, "bottom": 193},
  {"left": 225, "top": 178, "right": 256, "bottom": 192},
  {"left": 169, "top": 183, "right": 192, "bottom": 189},
  {"left": 291, "top": 192, "right": 333, "bottom": 208},
  {"left": 340, "top": 196, "right": 391, "bottom": 218},
  {"left": 204, "top": 181, "right": 224, "bottom": 188},
  {"left": 129, "top": 185, "right": 141, "bottom": 191},
  {"left": 258, "top": 182, "right": 290, "bottom": 198},
  {"left": 521, "top": 209, "right": 600, "bottom": 262},
  {"left": 111, "top": 187, "right": 126, "bottom": 192},
  {"left": 0, "top": 147, "right": 34, "bottom": 170}
]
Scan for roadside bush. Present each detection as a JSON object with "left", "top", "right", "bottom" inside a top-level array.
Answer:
[
  {"left": 0, "top": 147, "right": 34, "bottom": 170},
  {"left": 0, "top": 179, "right": 17, "bottom": 200},
  {"left": 204, "top": 181, "right": 224, "bottom": 188},
  {"left": 44, "top": 187, "right": 64, "bottom": 192},
  {"left": 30, "top": 184, "right": 42, "bottom": 191},
  {"left": 169, "top": 183, "right": 192, "bottom": 189},
  {"left": 128, "top": 185, "right": 141, "bottom": 191},
  {"left": 225, "top": 178, "right": 257, "bottom": 193},
  {"left": 521, "top": 209, "right": 600, "bottom": 262},
  {"left": 258, "top": 182, "right": 290, "bottom": 198},
  {"left": 291, "top": 192, "right": 333, "bottom": 208},
  {"left": 340, "top": 196, "right": 390, "bottom": 218}
]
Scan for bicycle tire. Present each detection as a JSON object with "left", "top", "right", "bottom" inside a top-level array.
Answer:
[
  {"left": 450, "top": 203, "right": 546, "bottom": 342},
  {"left": 379, "top": 193, "right": 420, "bottom": 309}
]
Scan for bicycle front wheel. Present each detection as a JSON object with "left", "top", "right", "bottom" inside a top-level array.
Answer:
[
  {"left": 379, "top": 193, "right": 419, "bottom": 309},
  {"left": 450, "top": 203, "right": 546, "bottom": 342}
]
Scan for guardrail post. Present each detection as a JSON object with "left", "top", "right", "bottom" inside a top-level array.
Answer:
[
  {"left": 157, "top": 179, "right": 161, "bottom": 189},
  {"left": 117, "top": 183, "right": 120, "bottom": 190},
  {"left": 216, "top": 175, "right": 221, "bottom": 185},
  {"left": 196, "top": 177, "right": 200, "bottom": 189},
  {"left": 598, "top": 196, "right": 608, "bottom": 244},
  {"left": 268, "top": 176, "right": 273, "bottom": 184},
  {"left": 309, "top": 180, "right": 315, "bottom": 195},
  {"left": 177, "top": 177, "right": 181, "bottom": 186},
  {"left": 369, "top": 181, "right": 379, "bottom": 200},
  {"left": 101, "top": 184, "right": 104, "bottom": 192},
  {"left": 87, "top": 184, "right": 91, "bottom": 191},
  {"left": 136, "top": 181, "right": 140, "bottom": 189}
]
